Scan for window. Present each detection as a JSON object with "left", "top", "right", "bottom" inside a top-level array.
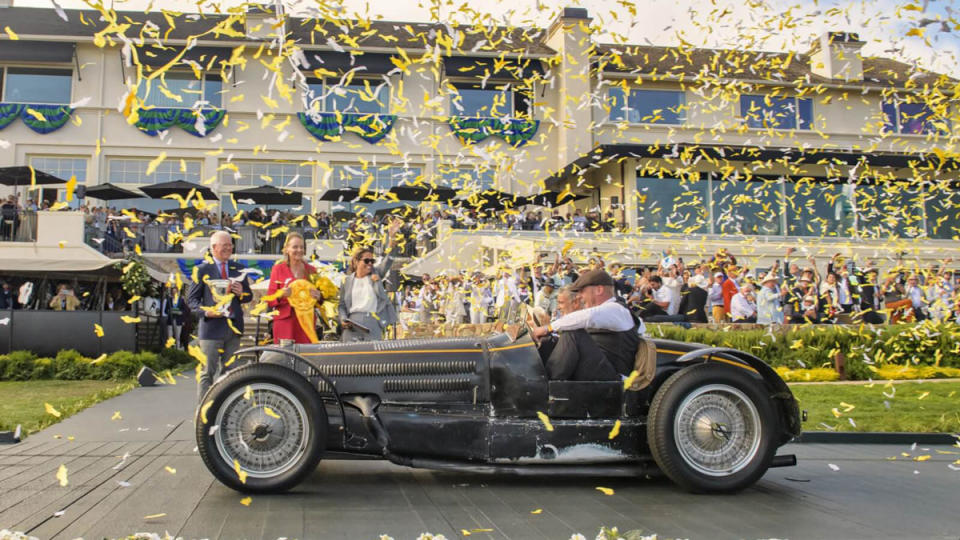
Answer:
[
  {"left": 712, "top": 176, "right": 784, "bottom": 235},
  {"left": 440, "top": 167, "right": 495, "bottom": 192},
  {"left": 635, "top": 176, "right": 709, "bottom": 233},
  {"left": 740, "top": 95, "right": 812, "bottom": 130},
  {"left": 882, "top": 101, "right": 944, "bottom": 135},
  {"left": 304, "top": 78, "right": 389, "bottom": 114},
  {"left": 219, "top": 161, "right": 312, "bottom": 188},
  {"left": 448, "top": 81, "right": 529, "bottom": 118},
  {"left": 784, "top": 180, "right": 854, "bottom": 238},
  {"left": 925, "top": 184, "right": 960, "bottom": 240},
  {"left": 609, "top": 88, "right": 685, "bottom": 124},
  {"left": 1, "top": 67, "right": 72, "bottom": 104},
  {"left": 855, "top": 182, "right": 924, "bottom": 239},
  {"left": 108, "top": 158, "right": 201, "bottom": 185},
  {"left": 329, "top": 164, "right": 421, "bottom": 191},
  {"left": 28, "top": 156, "right": 88, "bottom": 209},
  {"left": 137, "top": 72, "right": 222, "bottom": 108}
]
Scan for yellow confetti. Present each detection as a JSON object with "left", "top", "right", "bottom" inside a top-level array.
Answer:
[
  {"left": 233, "top": 459, "right": 248, "bottom": 484},
  {"left": 264, "top": 407, "right": 281, "bottom": 419},
  {"left": 165, "top": 337, "right": 176, "bottom": 348},
  {"left": 240, "top": 496, "right": 252, "bottom": 506},
  {"left": 536, "top": 411, "right": 553, "bottom": 431},
  {"left": 56, "top": 464, "right": 69, "bottom": 486},
  {"left": 94, "top": 323, "right": 104, "bottom": 338},
  {"left": 65, "top": 175, "right": 77, "bottom": 202},
  {"left": 143, "top": 513, "right": 167, "bottom": 520},
  {"left": 145, "top": 152, "right": 167, "bottom": 176},
  {"left": 91, "top": 354, "right": 107, "bottom": 364},
  {"left": 45, "top": 403, "right": 62, "bottom": 418},
  {"left": 244, "top": 385, "right": 254, "bottom": 401},
  {"left": 111, "top": 411, "right": 122, "bottom": 421},
  {"left": 608, "top": 420, "right": 621, "bottom": 439},
  {"left": 914, "top": 455, "right": 931, "bottom": 461},
  {"left": 530, "top": 508, "right": 543, "bottom": 514},
  {"left": 595, "top": 487, "right": 614, "bottom": 496},
  {"left": 165, "top": 466, "right": 176, "bottom": 474},
  {"left": 917, "top": 392, "right": 929, "bottom": 400},
  {"left": 200, "top": 400, "right": 213, "bottom": 424},
  {"left": 120, "top": 315, "right": 141, "bottom": 324},
  {"left": 4, "top": 26, "right": 19, "bottom": 40}
]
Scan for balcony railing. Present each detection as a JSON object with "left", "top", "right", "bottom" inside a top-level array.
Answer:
[
  {"left": 84, "top": 223, "right": 344, "bottom": 255},
  {"left": 0, "top": 210, "right": 38, "bottom": 242}
]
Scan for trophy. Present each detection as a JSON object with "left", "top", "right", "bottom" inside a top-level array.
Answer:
[{"left": 208, "top": 279, "right": 232, "bottom": 317}]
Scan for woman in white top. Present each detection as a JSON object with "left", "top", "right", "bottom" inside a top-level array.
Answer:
[{"left": 338, "top": 219, "right": 401, "bottom": 341}]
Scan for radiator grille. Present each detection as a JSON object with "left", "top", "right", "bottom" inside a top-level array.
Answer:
[{"left": 383, "top": 378, "right": 473, "bottom": 393}]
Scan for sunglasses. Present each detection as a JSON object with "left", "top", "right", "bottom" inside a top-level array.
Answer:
[{"left": 362, "top": 258, "right": 375, "bottom": 264}]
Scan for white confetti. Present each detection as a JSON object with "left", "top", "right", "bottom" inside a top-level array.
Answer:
[
  {"left": 117, "top": 480, "right": 131, "bottom": 488},
  {"left": 828, "top": 463, "right": 840, "bottom": 471}
]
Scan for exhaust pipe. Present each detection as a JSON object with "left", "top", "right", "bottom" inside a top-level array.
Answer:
[{"left": 770, "top": 454, "right": 797, "bottom": 468}]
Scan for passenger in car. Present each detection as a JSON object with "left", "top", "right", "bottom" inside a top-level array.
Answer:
[{"left": 531, "top": 270, "right": 645, "bottom": 381}]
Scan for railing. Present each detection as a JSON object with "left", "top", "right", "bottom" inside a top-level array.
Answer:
[
  {"left": 0, "top": 210, "right": 38, "bottom": 242},
  {"left": 84, "top": 223, "right": 344, "bottom": 255}
]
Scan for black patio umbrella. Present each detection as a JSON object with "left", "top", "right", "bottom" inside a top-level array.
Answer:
[
  {"left": 387, "top": 185, "right": 457, "bottom": 202},
  {"left": 139, "top": 180, "right": 218, "bottom": 200},
  {"left": 0, "top": 166, "right": 67, "bottom": 186},
  {"left": 318, "top": 188, "right": 380, "bottom": 203},
  {"left": 521, "top": 190, "right": 588, "bottom": 207},
  {"left": 230, "top": 185, "right": 303, "bottom": 205},
  {"left": 373, "top": 204, "right": 417, "bottom": 218},
  {"left": 454, "top": 189, "right": 525, "bottom": 211},
  {"left": 83, "top": 183, "right": 145, "bottom": 201}
]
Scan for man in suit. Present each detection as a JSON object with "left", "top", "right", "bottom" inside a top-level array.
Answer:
[
  {"left": 339, "top": 219, "right": 401, "bottom": 341},
  {"left": 188, "top": 230, "right": 253, "bottom": 401}
]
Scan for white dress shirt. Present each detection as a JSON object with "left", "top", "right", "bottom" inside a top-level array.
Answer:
[
  {"left": 351, "top": 276, "right": 378, "bottom": 314},
  {"left": 730, "top": 292, "right": 756, "bottom": 321},
  {"left": 550, "top": 297, "right": 646, "bottom": 335}
]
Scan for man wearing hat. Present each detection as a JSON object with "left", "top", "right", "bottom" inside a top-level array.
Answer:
[
  {"left": 530, "top": 269, "right": 645, "bottom": 380},
  {"left": 756, "top": 273, "right": 785, "bottom": 324},
  {"left": 721, "top": 264, "right": 742, "bottom": 319},
  {"left": 787, "top": 274, "right": 819, "bottom": 323}
]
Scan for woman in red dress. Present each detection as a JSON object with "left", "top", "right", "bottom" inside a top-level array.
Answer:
[{"left": 267, "top": 232, "right": 323, "bottom": 344}]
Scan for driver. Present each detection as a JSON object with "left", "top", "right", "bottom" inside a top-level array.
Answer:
[{"left": 531, "top": 270, "right": 645, "bottom": 381}]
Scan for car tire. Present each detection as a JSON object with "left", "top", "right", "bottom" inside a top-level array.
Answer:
[
  {"left": 196, "top": 363, "right": 326, "bottom": 494},
  {"left": 647, "top": 362, "right": 777, "bottom": 493}
]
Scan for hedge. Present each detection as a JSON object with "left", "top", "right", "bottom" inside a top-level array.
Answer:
[
  {"left": 648, "top": 320, "right": 960, "bottom": 380},
  {"left": 0, "top": 348, "right": 194, "bottom": 381}
]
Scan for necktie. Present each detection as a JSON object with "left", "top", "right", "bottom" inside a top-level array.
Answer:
[{"left": 219, "top": 262, "right": 227, "bottom": 279}]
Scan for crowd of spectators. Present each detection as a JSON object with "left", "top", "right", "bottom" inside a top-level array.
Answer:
[{"left": 397, "top": 247, "right": 960, "bottom": 328}]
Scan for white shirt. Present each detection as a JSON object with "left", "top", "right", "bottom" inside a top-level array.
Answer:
[
  {"left": 350, "top": 276, "right": 377, "bottom": 314},
  {"left": 652, "top": 286, "right": 673, "bottom": 310},
  {"left": 550, "top": 297, "right": 646, "bottom": 336},
  {"left": 662, "top": 276, "right": 682, "bottom": 315},
  {"left": 731, "top": 292, "right": 756, "bottom": 321}
]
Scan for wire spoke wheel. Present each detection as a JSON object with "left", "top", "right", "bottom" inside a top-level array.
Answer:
[
  {"left": 215, "top": 383, "right": 310, "bottom": 479},
  {"left": 673, "top": 384, "right": 761, "bottom": 476}
]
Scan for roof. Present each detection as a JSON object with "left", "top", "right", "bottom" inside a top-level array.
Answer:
[
  {"left": 0, "top": 6, "right": 555, "bottom": 56},
  {"left": 594, "top": 43, "right": 954, "bottom": 88}
]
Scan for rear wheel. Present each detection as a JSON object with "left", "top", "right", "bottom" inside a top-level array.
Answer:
[
  {"left": 196, "top": 363, "right": 326, "bottom": 493},
  {"left": 647, "top": 363, "right": 776, "bottom": 493}
]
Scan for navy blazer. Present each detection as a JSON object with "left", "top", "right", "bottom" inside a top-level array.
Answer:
[{"left": 187, "top": 260, "right": 253, "bottom": 340}]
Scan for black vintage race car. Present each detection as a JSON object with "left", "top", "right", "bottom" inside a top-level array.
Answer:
[{"left": 196, "top": 327, "right": 802, "bottom": 494}]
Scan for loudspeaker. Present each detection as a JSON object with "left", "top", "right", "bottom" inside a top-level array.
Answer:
[
  {"left": 137, "top": 366, "right": 162, "bottom": 387},
  {"left": 75, "top": 185, "right": 86, "bottom": 199}
]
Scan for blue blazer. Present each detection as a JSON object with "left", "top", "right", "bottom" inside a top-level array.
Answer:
[{"left": 187, "top": 260, "right": 253, "bottom": 340}]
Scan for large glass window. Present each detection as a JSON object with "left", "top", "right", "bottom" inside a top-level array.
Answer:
[
  {"left": 635, "top": 176, "right": 709, "bottom": 234},
  {"left": 2, "top": 68, "right": 72, "bottom": 104},
  {"left": 609, "top": 88, "right": 685, "bottom": 124},
  {"left": 855, "top": 182, "right": 925, "bottom": 239},
  {"left": 740, "top": 94, "right": 812, "bottom": 130},
  {"left": 108, "top": 158, "right": 202, "bottom": 185},
  {"left": 440, "top": 167, "right": 495, "bottom": 192},
  {"left": 882, "top": 101, "right": 943, "bottom": 135},
  {"left": 712, "top": 176, "right": 784, "bottom": 235},
  {"left": 219, "top": 161, "right": 312, "bottom": 188},
  {"left": 304, "top": 78, "right": 389, "bottom": 114},
  {"left": 329, "top": 164, "right": 421, "bottom": 191},
  {"left": 785, "top": 180, "right": 855, "bottom": 237},
  {"left": 448, "top": 81, "right": 528, "bottom": 117},
  {"left": 28, "top": 156, "right": 88, "bottom": 209},
  {"left": 137, "top": 72, "right": 222, "bottom": 108},
  {"left": 924, "top": 184, "right": 960, "bottom": 240}
]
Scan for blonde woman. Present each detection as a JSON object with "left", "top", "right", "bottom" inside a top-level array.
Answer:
[
  {"left": 267, "top": 232, "right": 323, "bottom": 344},
  {"left": 338, "top": 219, "right": 401, "bottom": 341}
]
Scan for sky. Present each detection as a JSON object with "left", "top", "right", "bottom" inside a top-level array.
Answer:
[{"left": 13, "top": 0, "right": 960, "bottom": 77}]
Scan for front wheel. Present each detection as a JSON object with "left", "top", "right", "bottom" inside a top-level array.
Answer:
[
  {"left": 647, "top": 363, "right": 777, "bottom": 493},
  {"left": 196, "top": 363, "right": 327, "bottom": 493}
]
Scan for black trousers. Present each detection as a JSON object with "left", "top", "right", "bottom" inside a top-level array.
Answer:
[{"left": 537, "top": 329, "right": 618, "bottom": 381}]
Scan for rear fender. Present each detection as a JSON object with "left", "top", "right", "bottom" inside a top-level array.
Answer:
[{"left": 671, "top": 347, "right": 802, "bottom": 443}]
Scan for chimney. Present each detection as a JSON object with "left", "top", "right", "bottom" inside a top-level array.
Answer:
[
  {"left": 244, "top": 3, "right": 281, "bottom": 40},
  {"left": 808, "top": 32, "right": 865, "bottom": 81}
]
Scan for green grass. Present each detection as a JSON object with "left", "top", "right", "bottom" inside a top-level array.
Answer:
[
  {"left": 791, "top": 380, "right": 960, "bottom": 433},
  {"left": 0, "top": 379, "right": 135, "bottom": 435}
]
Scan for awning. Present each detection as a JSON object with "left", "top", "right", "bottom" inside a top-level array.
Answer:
[
  {"left": 0, "top": 244, "right": 116, "bottom": 274},
  {"left": 133, "top": 45, "right": 234, "bottom": 69},
  {"left": 298, "top": 51, "right": 396, "bottom": 75},
  {"left": 444, "top": 56, "right": 545, "bottom": 80},
  {"left": 0, "top": 40, "right": 75, "bottom": 63}
]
